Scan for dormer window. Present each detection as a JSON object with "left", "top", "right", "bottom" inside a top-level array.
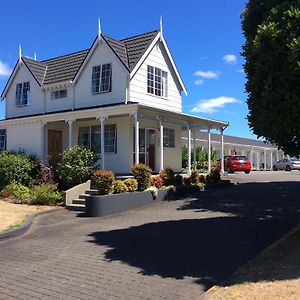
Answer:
[
  {"left": 51, "top": 89, "right": 67, "bottom": 100},
  {"left": 16, "top": 82, "right": 30, "bottom": 107},
  {"left": 147, "top": 65, "right": 168, "bottom": 98},
  {"left": 92, "top": 63, "right": 112, "bottom": 94}
]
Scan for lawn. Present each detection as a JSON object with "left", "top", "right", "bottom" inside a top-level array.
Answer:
[
  {"left": 0, "top": 200, "right": 54, "bottom": 232},
  {"left": 206, "top": 225, "right": 300, "bottom": 300}
]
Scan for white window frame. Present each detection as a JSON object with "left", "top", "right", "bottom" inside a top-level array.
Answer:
[
  {"left": 51, "top": 89, "right": 67, "bottom": 100},
  {"left": 0, "top": 129, "right": 6, "bottom": 151},
  {"left": 78, "top": 124, "right": 117, "bottom": 153},
  {"left": 91, "top": 63, "right": 112, "bottom": 95},
  {"left": 16, "top": 82, "right": 31, "bottom": 107},
  {"left": 147, "top": 65, "right": 168, "bottom": 98},
  {"left": 163, "top": 128, "right": 175, "bottom": 148}
]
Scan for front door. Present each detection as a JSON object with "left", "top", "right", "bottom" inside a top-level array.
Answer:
[{"left": 48, "top": 130, "right": 62, "bottom": 166}]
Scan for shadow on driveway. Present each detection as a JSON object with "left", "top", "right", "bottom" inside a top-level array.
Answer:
[{"left": 88, "top": 181, "right": 300, "bottom": 289}]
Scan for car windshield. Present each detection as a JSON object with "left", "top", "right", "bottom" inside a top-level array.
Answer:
[{"left": 232, "top": 156, "right": 247, "bottom": 160}]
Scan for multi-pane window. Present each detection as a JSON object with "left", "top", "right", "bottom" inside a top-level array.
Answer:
[
  {"left": 163, "top": 128, "right": 175, "bottom": 148},
  {"left": 92, "top": 63, "right": 112, "bottom": 94},
  {"left": 16, "top": 82, "right": 30, "bottom": 107},
  {"left": 0, "top": 129, "right": 6, "bottom": 151},
  {"left": 147, "top": 65, "right": 168, "bottom": 97},
  {"left": 78, "top": 124, "right": 117, "bottom": 153},
  {"left": 51, "top": 89, "right": 67, "bottom": 100}
]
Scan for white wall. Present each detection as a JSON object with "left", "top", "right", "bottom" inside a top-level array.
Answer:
[
  {"left": 130, "top": 41, "right": 182, "bottom": 113},
  {"left": 45, "top": 87, "right": 73, "bottom": 113},
  {"left": 6, "top": 122, "right": 44, "bottom": 158},
  {"left": 5, "top": 64, "right": 44, "bottom": 119},
  {"left": 74, "top": 40, "right": 128, "bottom": 109}
]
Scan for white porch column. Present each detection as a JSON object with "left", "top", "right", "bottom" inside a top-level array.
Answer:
[
  {"left": 65, "top": 119, "right": 75, "bottom": 148},
  {"left": 134, "top": 112, "right": 139, "bottom": 164},
  {"left": 270, "top": 151, "right": 273, "bottom": 169},
  {"left": 208, "top": 128, "right": 211, "bottom": 173},
  {"left": 257, "top": 151, "right": 260, "bottom": 169},
  {"left": 228, "top": 148, "right": 231, "bottom": 155},
  {"left": 264, "top": 150, "right": 267, "bottom": 170},
  {"left": 220, "top": 128, "right": 224, "bottom": 174},
  {"left": 99, "top": 116, "right": 106, "bottom": 170},
  {"left": 276, "top": 151, "right": 279, "bottom": 162},
  {"left": 249, "top": 150, "right": 253, "bottom": 169},
  {"left": 187, "top": 124, "right": 191, "bottom": 175},
  {"left": 193, "top": 130, "right": 197, "bottom": 169},
  {"left": 41, "top": 122, "right": 46, "bottom": 161},
  {"left": 159, "top": 119, "right": 164, "bottom": 170}
]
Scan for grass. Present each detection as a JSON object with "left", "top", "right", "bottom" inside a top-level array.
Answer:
[
  {"left": 0, "top": 200, "right": 55, "bottom": 232},
  {"left": 206, "top": 225, "right": 300, "bottom": 300}
]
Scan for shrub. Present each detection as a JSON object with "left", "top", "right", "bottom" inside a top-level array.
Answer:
[
  {"left": 0, "top": 151, "right": 33, "bottom": 190},
  {"left": 190, "top": 170, "right": 199, "bottom": 184},
  {"left": 132, "top": 164, "right": 152, "bottom": 191},
  {"left": 1, "top": 183, "right": 30, "bottom": 203},
  {"left": 30, "top": 184, "right": 62, "bottom": 205},
  {"left": 174, "top": 174, "right": 183, "bottom": 186},
  {"left": 159, "top": 167, "right": 175, "bottom": 186},
  {"left": 199, "top": 175, "right": 206, "bottom": 183},
  {"left": 58, "top": 145, "right": 94, "bottom": 189},
  {"left": 123, "top": 178, "right": 138, "bottom": 192},
  {"left": 113, "top": 180, "right": 128, "bottom": 194},
  {"left": 206, "top": 168, "right": 221, "bottom": 185},
  {"left": 151, "top": 176, "right": 163, "bottom": 189},
  {"left": 92, "top": 170, "right": 115, "bottom": 195},
  {"left": 183, "top": 176, "right": 192, "bottom": 186},
  {"left": 33, "top": 161, "right": 55, "bottom": 185},
  {"left": 146, "top": 186, "right": 158, "bottom": 200}
]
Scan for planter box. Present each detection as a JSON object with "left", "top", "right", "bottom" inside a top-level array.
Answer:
[
  {"left": 85, "top": 191, "right": 153, "bottom": 217},
  {"left": 157, "top": 189, "right": 170, "bottom": 201}
]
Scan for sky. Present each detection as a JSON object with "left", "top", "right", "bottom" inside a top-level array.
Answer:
[{"left": 0, "top": 0, "right": 255, "bottom": 139}]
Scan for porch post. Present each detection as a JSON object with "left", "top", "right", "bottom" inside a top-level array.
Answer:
[
  {"left": 249, "top": 149, "right": 253, "bottom": 169},
  {"left": 134, "top": 112, "right": 139, "bottom": 164},
  {"left": 99, "top": 115, "right": 106, "bottom": 170},
  {"left": 187, "top": 124, "right": 191, "bottom": 175},
  {"left": 65, "top": 119, "right": 75, "bottom": 148},
  {"left": 220, "top": 128, "right": 224, "bottom": 174},
  {"left": 264, "top": 150, "right": 267, "bottom": 170},
  {"left": 257, "top": 151, "right": 260, "bottom": 169},
  {"left": 41, "top": 122, "right": 46, "bottom": 161},
  {"left": 208, "top": 128, "right": 211, "bottom": 173},
  {"left": 193, "top": 130, "right": 197, "bottom": 169},
  {"left": 270, "top": 151, "right": 273, "bottom": 170},
  {"left": 276, "top": 151, "right": 279, "bottom": 162},
  {"left": 159, "top": 119, "right": 164, "bottom": 170}
]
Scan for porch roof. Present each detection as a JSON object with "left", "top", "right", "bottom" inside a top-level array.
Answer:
[{"left": 0, "top": 102, "right": 229, "bottom": 131}]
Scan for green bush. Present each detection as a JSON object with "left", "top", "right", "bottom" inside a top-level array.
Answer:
[
  {"left": 159, "top": 167, "right": 175, "bottom": 186},
  {"left": 57, "top": 145, "right": 95, "bottom": 189},
  {"left": 123, "top": 178, "right": 138, "bottom": 192},
  {"left": 206, "top": 168, "right": 221, "bottom": 184},
  {"left": 151, "top": 176, "right": 163, "bottom": 189},
  {"left": 0, "top": 151, "right": 33, "bottom": 190},
  {"left": 146, "top": 186, "right": 158, "bottom": 200},
  {"left": 113, "top": 180, "right": 128, "bottom": 194},
  {"left": 92, "top": 170, "right": 115, "bottom": 195},
  {"left": 174, "top": 174, "right": 183, "bottom": 186},
  {"left": 30, "top": 184, "right": 62, "bottom": 205},
  {"left": 190, "top": 170, "right": 199, "bottom": 184},
  {"left": 183, "top": 176, "right": 192, "bottom": 186},
  {"left": 132, "top": 164, "right": 152, "bottom": 191},
  {"left": 1, "top": 183, "right": 30, "bottom": 203}
]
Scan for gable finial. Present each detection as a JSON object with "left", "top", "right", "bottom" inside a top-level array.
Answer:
[
  {"left": 98, "top": 17, "right": 101, "bottom": 38},
  {"left": 160, "top": 16, "right": 163, "bottom": 36},
  {"left": 19, "top": 44, "right": 22, "bottom": 62},
  {"left": 34, "top": 52, "right": 37, "bottom": 61}
]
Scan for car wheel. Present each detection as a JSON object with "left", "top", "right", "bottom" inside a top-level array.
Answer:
[
  {"left": 285, "top": 165, "right": 291, "bottom": 171},
  {"left": 273, "top": 165, "right": 277, "bottom": 171},
  {"left": 245, "top": 171, "right": 250, "bottom": 174}
]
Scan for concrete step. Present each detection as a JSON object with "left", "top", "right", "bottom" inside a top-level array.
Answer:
[
  {"left": 66, "top": 203, "right": 85, "bottom": 211},
  {"left": 72, "top": 198, "right": 85, "bottom": 205},
  {"left": 79, "top": 194, "right": 87, "bottom": 199},
  {"left": 85, "top": 189, "right": 99, "bottom": 195}
]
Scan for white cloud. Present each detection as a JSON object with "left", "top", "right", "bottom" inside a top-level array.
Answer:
[
  {"left": 191, "top": 96, "right": 241, "bottom": 114},
  {"left": 194, "top": 70, "right": 220, "bottom": 79},
  {"left": 0, "top": 60, "right": 12, "bottom": 77},
  {"left": 194, "top": 79, "right": 204, "bottom": 85},
  {"left": 223, "top": 54, "right": 237, "bottom": 64}
]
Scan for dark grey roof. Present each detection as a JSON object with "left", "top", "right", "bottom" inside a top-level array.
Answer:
[
  {"left": 22, "top": 57, "right": 47, "bottom": 85},
  {"left": 22, "top": 30, "right": 159, "bottom": 86}
]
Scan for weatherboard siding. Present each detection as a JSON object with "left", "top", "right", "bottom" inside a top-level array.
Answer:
[{"left": 130, "top": 42, "right": 182, "bottom": 112}]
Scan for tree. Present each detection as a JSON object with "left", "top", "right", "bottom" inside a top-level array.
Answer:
[{"left": 242, "top": 0, "right": 300, "bottom": 156}]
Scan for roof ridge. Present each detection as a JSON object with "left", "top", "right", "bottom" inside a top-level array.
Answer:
[
  {"left": 41, "top": 49, "right": 89, "bottom": 63},
  {"left": 120, "top": 29, "right": 159, "bottom": 42},
  {"left": 22, "top": 56, "right": 47, "bottom": 65}
]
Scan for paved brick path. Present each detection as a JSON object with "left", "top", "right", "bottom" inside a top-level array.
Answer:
[{"left": 0, "top": 178, "right": 299, "bottom": 299}]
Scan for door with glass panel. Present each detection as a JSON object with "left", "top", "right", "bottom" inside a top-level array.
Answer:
[{"left": 133, "top": 128, "right": 156, "bottom": 171}]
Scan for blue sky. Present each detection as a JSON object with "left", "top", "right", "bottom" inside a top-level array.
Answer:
[{"left": 0, "top": 0, "right": 255, "bottom": 138}]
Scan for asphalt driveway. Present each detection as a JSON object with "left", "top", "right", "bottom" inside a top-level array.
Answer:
[{"left": 0, "top": 172, "right": 299, "bottom": 299}]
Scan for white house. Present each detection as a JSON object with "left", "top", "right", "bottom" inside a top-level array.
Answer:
[{"left": 0, "top": 21, "right": 228, "bottom": 174}]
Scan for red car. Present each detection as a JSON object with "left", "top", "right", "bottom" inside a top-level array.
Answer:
[{"left": 224, "top": 155, "right": 251, "bottom": 174}]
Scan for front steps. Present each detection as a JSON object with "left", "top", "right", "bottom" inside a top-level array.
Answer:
[{"left": 66, "top": 189, "right": 99, "bottom": 211}]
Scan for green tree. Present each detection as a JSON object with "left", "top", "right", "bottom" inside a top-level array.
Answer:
[{"left": 242, "top": 0, "right": 300, "bottom": 156}]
